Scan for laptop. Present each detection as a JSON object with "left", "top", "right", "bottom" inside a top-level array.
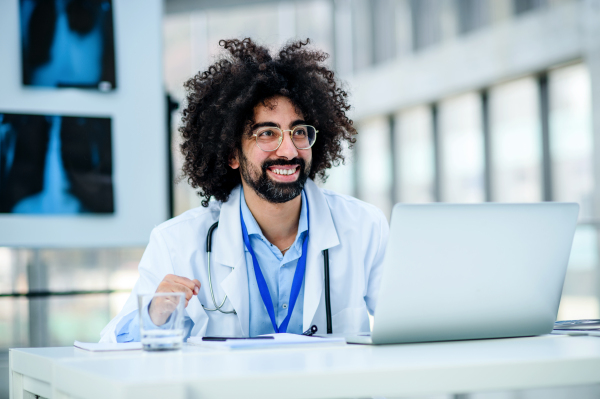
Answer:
[{"left": 345, "top": 202, "right": 579, "bottom": 345}]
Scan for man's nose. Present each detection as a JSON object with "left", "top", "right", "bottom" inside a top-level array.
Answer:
[{"left": 275, "top": 131, "right": 298, "bottom": 159}]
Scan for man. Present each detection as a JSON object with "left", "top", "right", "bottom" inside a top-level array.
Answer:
[{"left": 100, "top": 38, "right": 388, "bottom": 341}]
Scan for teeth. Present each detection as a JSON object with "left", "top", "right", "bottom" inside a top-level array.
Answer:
[{"left": 273, "top": 167, "right": 297, "bottom": 175}]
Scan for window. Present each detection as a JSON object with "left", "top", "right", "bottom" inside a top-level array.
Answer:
[
  {"left": 0, "top": 248, "right": 141, "bottom": 349},
  {"left": 356, "top": 117, "right": 393, "bottom": 218},
  {"left": 489, "top": 77, "right": 542, "bottom": 202},
  {"left": 438, "top": 93, "right": 485, "bottom": 202},
  {"left": 409, "top": 0, "right": 442, "bottom": 51},
  {"left": 321, "top": 141, "right": 355, "bottom": 197},
  {"left": 456, "top": 0, "right": 490, "bottom": 34},
  {"left": 549, "top": 63, "right": 593, "bottom": 219},
  {"left": 549, "top": 63, "right": 598, "bottom": 320},
  {"left": 394, "top": 106, "right": 436, "bottom": 203}
]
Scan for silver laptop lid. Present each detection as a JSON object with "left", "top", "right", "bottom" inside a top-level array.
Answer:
[{"left": 372, "top": 202, "right": 579, "bottom": 344}]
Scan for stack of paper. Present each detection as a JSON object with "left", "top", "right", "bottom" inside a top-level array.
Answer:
[
  {"left": 552, "top": 319, "right": 600, "bottom": 337},
  {"left": 187, "top": 333, "right": 346, "bottom": 350}
]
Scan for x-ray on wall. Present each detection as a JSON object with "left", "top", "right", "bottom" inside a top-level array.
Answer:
[{"left": 0, "top": 0, "right": 168, "bottom": 247}]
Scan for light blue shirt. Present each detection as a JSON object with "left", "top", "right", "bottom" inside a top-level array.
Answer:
[
  {"left": 241, "top": 189, "right": 307, "bottom": 336},
  {"left": 115, "top": 190, "right": 307, "bottom": 341}
]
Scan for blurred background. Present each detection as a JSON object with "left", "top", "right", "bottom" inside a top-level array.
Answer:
[{"left": 2, "top": 0, "right": 600, "bottom": 398}]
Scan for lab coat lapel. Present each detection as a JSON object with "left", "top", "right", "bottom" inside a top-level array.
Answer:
[
  {"left": 302, "top": 180, "right": 340, "bottom": 330},
  {"left": 212, "top": 185, "right": 250, "bottom": 337}
]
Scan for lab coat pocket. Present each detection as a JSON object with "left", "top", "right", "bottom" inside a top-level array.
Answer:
[{"left": 332, "top": 305, "right": 370, "bottom": 334}]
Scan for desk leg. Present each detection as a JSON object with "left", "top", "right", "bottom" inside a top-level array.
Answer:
[{"left": 10, "top": 371, "right": 24, "bottom": 399}]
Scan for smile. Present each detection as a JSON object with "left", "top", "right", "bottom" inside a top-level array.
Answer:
[{"left": 268, "top": 166, "right": 299, "bottom": 176}]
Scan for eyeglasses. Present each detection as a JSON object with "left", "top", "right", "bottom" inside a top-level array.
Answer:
[{"left": 252, "top": 125, "right": 318, "bottom": 152}]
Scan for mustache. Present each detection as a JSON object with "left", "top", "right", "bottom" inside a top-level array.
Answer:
[{"left": 261, "top": 158, "right": 305, "bottom": 172}]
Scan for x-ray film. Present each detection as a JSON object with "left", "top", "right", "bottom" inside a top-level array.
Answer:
[
  {"left": 0, "top": 112, "right": 113, "bottom": 214},
  {"left": 20, "top": 0, "right": 117, "bottom": 90}
]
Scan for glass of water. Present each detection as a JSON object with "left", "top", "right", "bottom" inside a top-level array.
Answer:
[{"left": 138, "top": 292, "right": 185, "bottom": 351}]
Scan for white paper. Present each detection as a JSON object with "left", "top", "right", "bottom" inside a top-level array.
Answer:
[
  {"left": 187, "top": 333, "right": 346, "bottom": 350},
  {"left": 74, "top": 341, "right": 142, "bottom": 352},
  {"left": 551, "top": 330, "right": 600, "bottom": 337}
]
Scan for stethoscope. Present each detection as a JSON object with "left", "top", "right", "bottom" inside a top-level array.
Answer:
[{"left": 202, "top": 221, "right": 334, "bottom": 334}]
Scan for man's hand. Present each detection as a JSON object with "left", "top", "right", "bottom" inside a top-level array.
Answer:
[{"left": 149, "top": 274, "right": 200, "bottom": 326}]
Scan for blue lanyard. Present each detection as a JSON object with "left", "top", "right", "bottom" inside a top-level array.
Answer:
[{"left": 240, "top": 196, "right": 309, "bottom": 334}]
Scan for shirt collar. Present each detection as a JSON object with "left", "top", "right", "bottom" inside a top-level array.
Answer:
[{"left": 240, "top": 189, "right": 308, "bottom": 241}]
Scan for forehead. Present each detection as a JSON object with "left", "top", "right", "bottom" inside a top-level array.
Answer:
[{"left": 253, "top": 96, "right": 303, "bottom": 122}]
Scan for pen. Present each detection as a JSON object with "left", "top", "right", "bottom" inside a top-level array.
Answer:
[{"left": 201, "top": 336, "right": 275, "bottom": 341}]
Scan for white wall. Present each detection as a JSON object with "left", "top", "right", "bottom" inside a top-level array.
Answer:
[{"left": 0, "top": 0, "right": 168, "bottom": 247}]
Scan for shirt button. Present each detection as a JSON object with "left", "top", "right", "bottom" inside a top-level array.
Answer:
[{"left": 282, "top": 303, "right": 288, "bottom": 309}]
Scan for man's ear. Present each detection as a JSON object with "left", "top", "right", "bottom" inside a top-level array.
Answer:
[{"left": 229, "top": 150, "right": 240, "bottom": 170}]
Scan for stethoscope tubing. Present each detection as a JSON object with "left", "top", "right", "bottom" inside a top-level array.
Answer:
[
  {"left": 203, "top": 222, "right": 236, "bottom": 314},
  {"left": 323, "top": 248, "right": 332, "bottom": 334}
]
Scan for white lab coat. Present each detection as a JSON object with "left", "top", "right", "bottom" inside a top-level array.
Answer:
[{"left": 100, "top": 179, "right": 388, "bottom": 342}]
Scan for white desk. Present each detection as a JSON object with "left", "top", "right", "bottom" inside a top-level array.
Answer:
[{"left": 9, "top": 335, "right": 600, "bottom": 399}]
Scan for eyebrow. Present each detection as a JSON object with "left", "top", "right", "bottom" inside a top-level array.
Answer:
[{"left": 251, "top": 119, "right": 306, "bottom": 131}]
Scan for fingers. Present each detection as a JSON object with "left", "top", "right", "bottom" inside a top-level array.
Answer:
[
  {"left": 159, "top": 282, "right": 192, "bottom": 300},
  {"left": 150, "top": 274, "right": 202, "bottom": 322},
  {"left": 155, "top": 275, "right": 201, "bottom": 308},
  {"left": 164, "top": 274, "right": 201, "bottom": 294},
  {"left": 152, "top": 286, "right": 191, "bottom": 313}
]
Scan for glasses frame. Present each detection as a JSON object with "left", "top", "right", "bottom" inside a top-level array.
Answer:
[{"left": 251, "top": 125, "right": 318, "bottom": 152}]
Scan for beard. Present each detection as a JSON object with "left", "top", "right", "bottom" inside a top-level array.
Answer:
[{"left": 239, "top": 153, "right": 310, "bottom": 204}]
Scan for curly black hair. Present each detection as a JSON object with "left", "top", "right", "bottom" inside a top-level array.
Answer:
[{"left": 179, "top": 38, "right": 356, "bottom": 207}]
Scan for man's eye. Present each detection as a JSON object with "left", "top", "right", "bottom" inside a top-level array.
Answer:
[
  {"left": 258, "top": 129, "right": 276, "bottom": 138},
  {"left": 293, "top": 128, "right": 307, "bottom": 136}
]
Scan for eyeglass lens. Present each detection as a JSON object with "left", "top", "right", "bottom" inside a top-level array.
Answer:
[{"left": 255, "top": 125, "right": 316, "bottom": 151}]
